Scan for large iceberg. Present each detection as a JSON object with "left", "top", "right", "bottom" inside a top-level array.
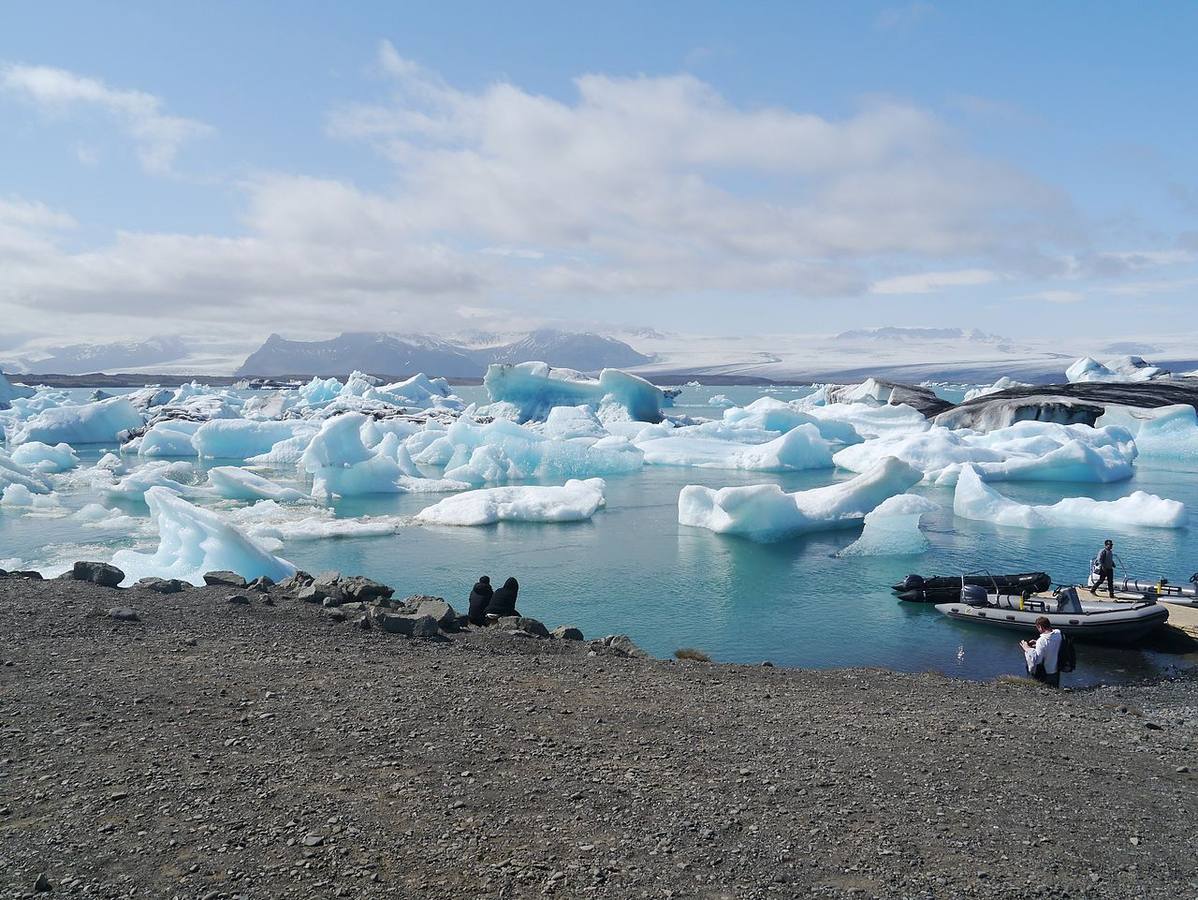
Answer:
[
  {"left": 678, "top": 456, "right": 923, "bottom": 541},
  {"left": 9, "top": 441, "right": 79, "bottom": 474},
  {"left": 637, "top": 425, "right": 832, "bottom": 471},
  {"left": 720, "top": 397, "right": 861, "bottom": 445},
  {"left": 131, "top": 420, "right": 203, "bottom": 457},
  {"left": 837, "top": 494, "right": 939, "bottom": 556},
  {"left": 1097, "top": 404, "right": 1198, "bottom": 462},
  {"left": 0, "top": 448, "right": 53, "bottom": 495},
  {"left": 1066, "top": 355, "right": 1170, "bottom": 383},
  {"left": 193, "top": 419, "right": 310, "bottom": 459},
  {"left": 111, "top": 486, "right": 296, "bottom": 585},
  {"left": 11, "top": 397, "right": 143, "bottom": 446},
  {"left": 483, "top": 362, "right": 665, "bottom": 423},
  {"left": 416, "top": 477, "right": 607, "bottom": 526},
  {"left": 0, "top": 373, "right": 35, "bottom": 409},
  {"left": 952, "top": 465, "right": 1186, "bottom": 530}
]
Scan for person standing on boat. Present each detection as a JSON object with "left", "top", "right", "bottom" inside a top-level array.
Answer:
[
  {"left": 1091, "top": 539, "right": 1116, "bottom": 598},
  {"left": 1021, "top": 617, "right": 1063, "bottom": 688}
]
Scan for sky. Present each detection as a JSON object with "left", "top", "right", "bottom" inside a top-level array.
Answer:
[{"left": 2, "top": 1, "right": 1197, "bottom": 365}]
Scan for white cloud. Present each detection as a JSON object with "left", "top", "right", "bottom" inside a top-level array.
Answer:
[
  {"left": 0, "top": 63, "right": 212, "bottom": 174},
  {"left": 871, "top": 269, "right": 1000, "bottom": 295},
  {"left": 1019, "top": 289, "right": 1085, "bottom": 304}
]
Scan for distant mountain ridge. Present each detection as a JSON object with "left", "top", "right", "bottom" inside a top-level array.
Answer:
[
  {"left": 22, "top": 336, "right": 189, "bottom": 375},
  {"left": 234, "top": 330, "right": 653, "bottom": 377}
]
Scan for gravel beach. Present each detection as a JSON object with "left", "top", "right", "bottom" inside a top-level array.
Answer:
[{"left": 1, "top": 574, "right": 1196, "bottom": 899}]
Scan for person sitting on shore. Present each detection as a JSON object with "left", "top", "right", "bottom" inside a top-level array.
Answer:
[
  {"left": 467, "top": 576, "right": 493, "bottom": 626},
  {"left": 1021, "top": 616, "right": 1063, "bottom": 688},
  {"left": 1090, "top": 539, "right": 1116, "bottom": 598},
  {"left": 486, "top": 577, "right": 520, "bottom": 618}
]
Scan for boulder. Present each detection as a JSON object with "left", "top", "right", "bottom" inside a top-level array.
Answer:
[
  {"left": 107, "top": 607, "right": 140, "bottom": 622},
  {"left": 295, "top": 585, "right": 328, "bottom": 604},
  {"left": 203, "top": 570, "right": 247, "bottom": 588},
  {"left": 137, "top": 577, "right": 187, "bottom": 594},
  {"left": 406, "top": 598, "right": 459, "bottom": 631},
  {"left": 13, "top": 570, "right": 43, "bottom": 580},
  {"left": 379, "top": 613, "right": 443, "bottom": 639},
  {"left": 276, "top": 570, "right": 314, "bottom": 593},
  {"left": 323, "top": 609, "right": 347, "bottom": 623},
  {"left": 551, "top": 625, "right": 584, "bottom": 641},
  {"left": 312, "top": 571, "right": 345, "bottom": 604},
  {"left": 72, "top": 561, "right": 125, "bottom": 588},
  {"left": 247, "top": 575, "right": 275, "bottom": 593},
  {"left": 498, "top": 616, "right": 550, "bottom": 638},
  {"left": 339, "top": 575, "right": 394, "bottom": 604},
  {"left": 226, "top": 594, "right": 251, "bottom": 605},
  {"left": 602, "top": 634, "right": 649, "bottom": 658}
]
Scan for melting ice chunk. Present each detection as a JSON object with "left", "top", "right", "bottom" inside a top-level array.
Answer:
[{"left": 416, "top": 478, "right": 607, "bottom": 526}]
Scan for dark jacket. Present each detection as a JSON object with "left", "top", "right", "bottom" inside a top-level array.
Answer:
[
  {"left": 467, "top": 577, "right": 493, "bottom": 626},
  {"left": 486, "top": 577, "right": 519, "bottom": 618},
  {"left": 1098, "top": 547, "right": 1114, "bottom": 570}
]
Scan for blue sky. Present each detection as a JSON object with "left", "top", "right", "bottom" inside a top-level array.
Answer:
[{"left": 2, "top": 1, "right": 1196, "bottom": 362}]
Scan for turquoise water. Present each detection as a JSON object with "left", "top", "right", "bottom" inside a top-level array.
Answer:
[{"left": 3, "top": 383, "right": 1196, "bottom": 685}]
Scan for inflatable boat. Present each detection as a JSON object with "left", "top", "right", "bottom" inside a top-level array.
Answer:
[
  {"left": 1086, "top": 566, "right": 1198, "bottom": 608},
  {"left": 893, "top": 571, "right": 1051, "bottom": 603},
  {"left": 935, "top": 585, "right": 1168, "bottom": 643}
]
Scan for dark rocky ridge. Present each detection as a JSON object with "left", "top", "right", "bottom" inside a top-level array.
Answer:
[{"left": 2, "top": 575, "right": 1197, "bottom": 898}]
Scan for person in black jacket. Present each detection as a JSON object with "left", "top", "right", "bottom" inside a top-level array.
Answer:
[
  {"left": 486, "top": 577, "right": 520, "bottom": 618},
  {"left": 467, "top": 576, "right": 493, "bottom": 626},
  {"left": 1091, "top": 539, "right": 1116, "bottom": 598}
]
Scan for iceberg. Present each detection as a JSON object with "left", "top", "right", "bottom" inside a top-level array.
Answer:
[
  {"left": 0, "top": 372, "right": 35, "bottom": 409},
  {"left": 637, "top": 424, "right": 833, "bottom": 471},
  {"left": 10, "top": 397, "right": 143, "bottom": 446},
  {"left": 1066, "top": 355, "right": 1170, "bottom": 383},
  {"left": 1097, "top": 404, "right": 1198, "bottom": 461},
  {"left": 962, "top": 376, "right": 1030, "bottom": 401},
  {"left": 0, "top": 448, "right": 53, "bottom": 495},
  {"left": 539, "top": 405, "right": 608, "bottom": 439},
  {"left": 708, "top": 394, "right": 734, "bottom": 408},
  {"left": 1, "top": 483, "right": 61, "bottom": 509},
  {"left": 483, "top": 362, "right": 665, "bottom": 423},
  {"left": 111, "top": 486, "right": 296, "bottom": 585},
  {"left": 222, "top": 500, "right": 408, "bottom": 542},
  {"left": 416, "top": 477, "right": 607, "bottom": 526},
  {"left": 9, "top": 441, "right": 79, "bottom": 474},
  {"left": 952, "top": 465, "right": 1186, "bottom": 530},
  {"left": 130, "top": 420, "right": 203, "bottom": 457},
  {"left": 72, "top": 503, "right": 143, "bottom": 531},
  {"left": 678, "top": 456, "right": 923, "bottom": 541},
  {"left": 99, "top": 460, "right": 201, "bottom": 501},
  {"left": 800, "top": 402, "right": 929, "bottom": 441},
  {"left": 206, "top": 466, "right": 309, "bottom": 502},
  {"left": 193, "top": 419, "right": 311, "bottom": 460},
  {"left": 837, "top": 494, "right": 939, "bottom": 556},
  {"left": 721, "top": 397, "right": 861, "bottom": 445}
]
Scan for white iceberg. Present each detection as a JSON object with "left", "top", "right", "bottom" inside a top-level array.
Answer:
[
  {"left": 678, "top": 456, "right": 923, "bottom": 541},
  {"left": 11, "top": 397, "right": 143, "bottom": 446},
  {"left": 637, "top": 424, "right": 832, "bottom": 471},
  {"left": 9, "top": 441, "right": 79, "bottom": 474},
  {"left": 1097, "top": 404, "right": 1198, "bottom": 462},
  {"left": 708, "top": 394, "right": 734, "bottom": 408},
  {"left": 193, "top": 419, "right": 308, "bottom": 459},
  {"left": 111, "top": 486, "right": 296, "bottom": 585},
  {"left": 72, "top": 503, "right": 143, "bottom": 531},
  {"left": 99, "top": 460, "right": 201, "bottom": 501},
  {"left": 222, "top": 500, "right": 409, "bottom": 542},
  {"left": 129, "top": 420, "right": 202, "bottom": 457},
  {"left": 416, "top": 477, "right": 607, "bottom": 526},
  {"left": 837, "top": 493, "right": 939, "bottom": 556},
  {"left": 538, "top": 405, "right": 608, "bottom": 439},
  {"left": 1, "top": 483, "right": 61, "bottom": 510},
  {"left": 1066, "top": 355, "right": 1170, "bottom": 383},
  {"left": 952, "top": 465, "right": 1186, "bottom": 530},
  {"left": 0, "top": 372, "right": 35, "bottom": 409},
  {"left": 483, "top": 362, "right": 665, "bottom": 423},
  {"left": 962, "top": 376, "right": 1030, "bottom": 401},
  {"left": 721, "top": 397, "right": 862, "bottom": 445},
  {"left": 206, "top": 466, "right": 309, "bottom": 502},
  {"left": 0, "top": 448, "right": 53, "bottom": 495}
]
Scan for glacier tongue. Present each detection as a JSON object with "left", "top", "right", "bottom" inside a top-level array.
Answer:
[
  {"left": 111, "top": 486, "right": 297, "bottom": 585},
  {"left": 677, "top": 456, "right": 923, "bottom": 542},
  {"left": 952, "top": 464, "right": 1186, "bottom": 529}
]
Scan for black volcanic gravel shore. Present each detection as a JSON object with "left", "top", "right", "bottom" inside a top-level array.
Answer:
[{"left": 1, "top": 577, "right": 1197, "bottom": 899}]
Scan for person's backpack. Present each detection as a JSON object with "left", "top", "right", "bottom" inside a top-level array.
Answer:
[{"left": 1057, "top": 633, "right": 1077, "bottom": 673}]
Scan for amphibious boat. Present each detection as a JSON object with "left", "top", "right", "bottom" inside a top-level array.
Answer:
[{"left": 935, "top": 584, "right": 1168, "bottom": 643}]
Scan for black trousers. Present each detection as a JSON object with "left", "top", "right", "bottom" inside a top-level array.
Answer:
[
  {"left": 1031, "top": 664, "right": 1061, "bottom": 688},
  {"left": 1092, "top": 567, "right": 1115, "bottom": 597}
]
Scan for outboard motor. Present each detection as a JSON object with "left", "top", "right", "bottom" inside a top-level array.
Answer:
[
  {"left": 895, "top": 574, "right": 925, "bottom": 592},
  {"left": 961, "top": 584, "right": 989, "bottom": 607}
]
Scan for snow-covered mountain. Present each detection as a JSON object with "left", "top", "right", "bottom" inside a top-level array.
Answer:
[
  {"left": 234, "top": 330, "right": 652, "bottom": 377},
  {"left": 22, "top": 337, "right": 190, "bottom": 375}
]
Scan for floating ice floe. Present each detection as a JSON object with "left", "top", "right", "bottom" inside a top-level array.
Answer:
[
  {"left": 10, "top": 397, "right": 143, "bottom": 446},
  {"left": 0, "top": 372, "right": 35, "bottom": 409},
  {"left": 1066, "top": 355, "right": 1170, "bottom": 383},
  {"left": 1, "top": 483, "right": 61, "bottom": 510},
  {"left": 483, "top": 362, "right": 665, "bottom": 423},
  {"left": 708, "top": 394, "right": 734, "bottom": 408},
  {"left": 0, "top": 448, "right": 53, "bottom": 495},
  {"left": 416, "top": 477, "right": 607, "bottom": 526},
  {"left": 837, "top": 493, "right": 939, "bottom": 556},
  {"left": 98, "top": 460, "right": 201, "bottom": 501},
  {"left": 952, "top": 465, "right": 1186, "bottom": 530},
  {"left": 72, "top": 503, "right": 144, "bottom": 531},
  {"left": 222, "top": 501, "right": 408, "bottom": 543},
  {"left": 111, "top": 486, "right": 296, "bottom": 585},
  {"left": 206, "top": 466, "right": 309, "bottom": 502},
  {"left": 637, "top": 424, "right": 832, "bottom": 471},
  {"left": 1097, "top": 404, "right": 1198, "bottom": 462},
  {"left": 9, "top": 441, "right": 79, "bottom": 474},
  {"left": 130, "top": 420, "right": 202, "bottom": 457},
  {"left": 720, "top": 397, "right": 862, "bottom": 444},
  {"left": 301, "top": 412, "right": 467, "bottom": 498},
  {"left": 833, "top": 422, "right": 1137, "bottom": 484},
  {"left": 677, "top": 456, "right": 923, "bottom": 541}
]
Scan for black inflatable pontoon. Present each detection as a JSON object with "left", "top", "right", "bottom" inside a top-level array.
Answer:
[{"left": 893, "top": 572, "right": 1052, "bottom": 603}]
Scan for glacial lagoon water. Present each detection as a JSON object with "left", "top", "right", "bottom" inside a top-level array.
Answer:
[{"left": 3, "top": 383, "right": 1196, "bottom": 685}]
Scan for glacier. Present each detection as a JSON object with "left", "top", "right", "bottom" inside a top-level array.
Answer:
[
  {"left": 677, "top": 457, "right": 923, "bottom": 541},
  {"left": 837, "top": 493, "right": 939, "bottom": 556},
  {"left": 483, "top": 362, "right": 665, "bottom": 423},
  {"left": 416, "top": 478, "right": 607, "bottom": 526},
  {"left": 952, "top": 465, "right": 1186, "bottom": 530},
  {"left": 111, "top": 486, "right": 296, "bottom": 585}
]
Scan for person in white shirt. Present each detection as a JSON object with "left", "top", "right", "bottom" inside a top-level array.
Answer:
[{"left": 1021, "top": 616, "right": 1063, "bottom": 688}]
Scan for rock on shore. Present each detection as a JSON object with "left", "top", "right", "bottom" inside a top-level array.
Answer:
[{"left": 0, "top": 575, "right": 1196, "bottom": 899}]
